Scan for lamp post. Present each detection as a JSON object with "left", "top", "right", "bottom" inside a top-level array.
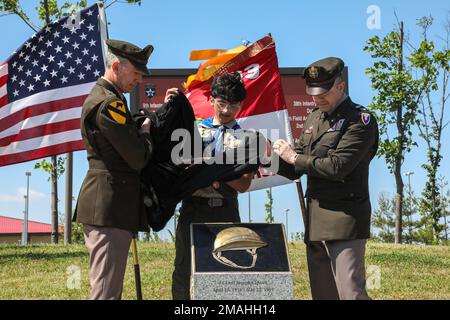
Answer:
[
  {"left": 248, "top": 192, "right": 252, "bottom": 223},
  {"left": 174, "top": 209, "right": 178, "bottom": 236},
  {"left": 404, "top": 171, "right": 414, "bottom": 243},
  {"left": 22, "top": 172, "right": 31, "bottom": 245},
  {"left": 22, "top": 196, "right": 27, "bottom": 245}
]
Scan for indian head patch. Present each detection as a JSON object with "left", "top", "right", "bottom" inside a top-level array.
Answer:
[{"left": 361, "top": 113, "right": 371, "bottom": 126}]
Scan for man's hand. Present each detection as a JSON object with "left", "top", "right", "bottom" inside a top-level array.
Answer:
[
  {"left": 226, "top": 173, "right": 253, "bottom": 193},
  {"left": 211, "top": 181, "right": 220, "bottom": 189},
  {"left": 273, "top": 139, "right": 298, "bottom": 165},
  {"left": 164, "top": 88, "right": 179, "bottom": 103},
  {"left": 211, "top": 172, "right": 253, "bottom": 193}
]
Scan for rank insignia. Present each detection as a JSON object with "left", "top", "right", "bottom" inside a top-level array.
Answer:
[{"left": 328, "top": 119, "right": 345, "bottom": 132}]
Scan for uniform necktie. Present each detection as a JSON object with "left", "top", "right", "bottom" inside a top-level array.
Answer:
[{"left": 212, "top": 126, "right": 226, "bottom": 156}]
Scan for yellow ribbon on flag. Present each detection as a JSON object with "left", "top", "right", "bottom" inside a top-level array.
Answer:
[{"left": 185, "top": 45, "right": 247, "bottom": 89}]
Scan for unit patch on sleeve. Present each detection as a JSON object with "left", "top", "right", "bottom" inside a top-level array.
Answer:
[
  {"left": 361, "top": 113, "right": 371, "bottom": 126},
  {"left": 106, "top": 99, "right": 127, "bottom": 124}
]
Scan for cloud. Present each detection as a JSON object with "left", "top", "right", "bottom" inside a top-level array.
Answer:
[{"left": 0, "top": 188, "right": 47, "bottom": 203}]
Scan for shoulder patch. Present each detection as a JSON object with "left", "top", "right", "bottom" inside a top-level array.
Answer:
[
  {"left": 105, "top": 99, "right": 127, "bottom": 124},
  {"left": 361, "top": 112, "right": 371, "bottom": 125}
]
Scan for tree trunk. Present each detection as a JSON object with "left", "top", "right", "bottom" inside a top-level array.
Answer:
[
  {"left": 394, "top": 165, "right": 404, "bottom": 244},
  {"left": 394, "top": 22, "right": 405, "bottom": 244}
]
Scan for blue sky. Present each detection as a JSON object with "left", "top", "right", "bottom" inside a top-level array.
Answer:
[{"left": 0, "top": 0, "right": 449, "bottom": 240}]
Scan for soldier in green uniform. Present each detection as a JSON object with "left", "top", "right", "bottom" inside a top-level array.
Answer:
[
  {"left": 273, "top": 57, "right": 379, "bottom": 300},
  {"left": 75, "top": 39, "right": 173, "bottom": 300},
  {"left": 172, "top": 72, "right": 253, "bottom": 300}
]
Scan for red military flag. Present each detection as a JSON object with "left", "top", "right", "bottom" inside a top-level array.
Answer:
[
  {"left": 0, "top": 3, "right": 107, "bottom": 166},
  {"left": 185, "top": 35, "right": 294, "bottom": 190}
]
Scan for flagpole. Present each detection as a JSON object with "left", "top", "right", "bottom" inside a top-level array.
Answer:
[{"left": 64, "top": 152, "right": 73, "bottom": 244}]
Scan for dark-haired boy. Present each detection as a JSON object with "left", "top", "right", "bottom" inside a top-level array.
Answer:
[{"left": 171, "top": 72, "right": 253, "bottom": 300}]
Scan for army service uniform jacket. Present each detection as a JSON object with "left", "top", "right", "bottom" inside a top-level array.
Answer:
[
  {"left": 277, "top": 97, "right": 379, "bottom": 242},
  {"left": 74, "top": 78, "right": 152, "bottom": 233}
]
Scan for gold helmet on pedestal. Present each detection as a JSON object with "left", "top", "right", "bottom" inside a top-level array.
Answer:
[{"left": 212, "top": 227, "right": 267, "bottom": 269}]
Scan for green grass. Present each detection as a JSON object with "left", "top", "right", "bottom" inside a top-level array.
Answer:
[{"left": 0, "top": 241, "right": 448, "bottom": 300}]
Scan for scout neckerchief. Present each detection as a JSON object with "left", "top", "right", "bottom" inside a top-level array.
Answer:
[{"left": 199, "top": 117, "right": 241, "bottom": 156}]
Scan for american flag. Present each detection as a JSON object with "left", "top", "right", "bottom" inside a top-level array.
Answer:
[{"left": 0, "top": 3, "right": 106, "bottom": 166}]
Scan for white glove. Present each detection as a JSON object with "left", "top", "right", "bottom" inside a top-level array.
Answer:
[{"left": 273, "top": 139, "right": 298, "bottom": 165}]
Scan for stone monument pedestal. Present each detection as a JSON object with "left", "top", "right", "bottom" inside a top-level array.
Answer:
[{"left": 190, "top": 223, "right": 293, "bottom": 300}]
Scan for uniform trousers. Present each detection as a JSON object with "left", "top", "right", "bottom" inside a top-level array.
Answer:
[
  {"left": 306, "top": 238, "right": 371, "bottom": 300},
  {"left": 83, "top": 224, "right": 132, "bottom": 300}
]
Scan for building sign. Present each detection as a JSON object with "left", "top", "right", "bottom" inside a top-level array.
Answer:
[{"left": 130, "top": 67, "right": 348, "bottom": 143}]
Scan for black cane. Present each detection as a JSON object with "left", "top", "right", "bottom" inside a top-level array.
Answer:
[
  {"left": 295, "top": 179, "right": 308, "bottom": 232},
  {"left": 131, "top": 234, "right": 143, "bottom": 300}
]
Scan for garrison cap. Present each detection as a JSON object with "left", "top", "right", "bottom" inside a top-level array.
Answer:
[
  {"left": 303, "top": 57, "right": 344, "bottom": 96},
  {"left": 105, "top": 39, "right": 153, "bottom": 75}
]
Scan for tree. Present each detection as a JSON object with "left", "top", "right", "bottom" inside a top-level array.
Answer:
[
  {"left": 438, "top": 176, "right": 450, "bottom": 244},
  {"left": 364, "top": 20, "right": 431, "bottom": 244},
  {"left": 148, "top": 231, "right": 161, "bottom": 242},
  {"left": 34, "top": 156, "right": 66, "bottom": 243},
  {"left": 408, "top": 15, "right": 450, "bottom": 245},
  {"left": 0, "top": 0, "right": 142, "bottom": 32},
  {"left": 372, "top": 191, "right": 422, "bottom": 243},
  {"left": 71, "top": 222, "right": 85, "bottom": 244},
  {"left": 265, "top": 188, "right": 274, "bottom": 223},
  {"left": 291, "top": 232, "right": 304, "bottom": 242},
  {"left": 372, "top": 192, "right": 396, "bottom": 242},
  {"left": 403, "top": 179, "right": 421, "bottom": 244}
]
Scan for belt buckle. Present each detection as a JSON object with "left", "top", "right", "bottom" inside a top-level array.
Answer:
[{"left": 208, "top": 198, "right": 223, "bottom": 207}]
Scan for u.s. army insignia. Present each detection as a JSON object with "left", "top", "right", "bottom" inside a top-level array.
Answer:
[
  {"left": 308, "top": 66, "right": 319, "bottom": 79},
  {"left": 361, "top": 113, "right": 371, "bottom": 125},
  {"left": 107, "top": 100, "right": 127, "bottom": 124}
]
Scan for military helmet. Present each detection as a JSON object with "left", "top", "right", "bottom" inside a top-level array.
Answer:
[{"left": 212, "top": 227, "right": 267, "bottom": 269}]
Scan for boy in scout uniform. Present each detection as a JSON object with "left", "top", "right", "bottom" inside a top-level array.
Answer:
[
  {"left": 172, "top": 72, "right": 254, "bottom": 300},
  {"left": 273, "top": 57, "right": 379, "bottom": 300},
  {"left": 75, "top": 39, "right": 174, "bottom": 300}
]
